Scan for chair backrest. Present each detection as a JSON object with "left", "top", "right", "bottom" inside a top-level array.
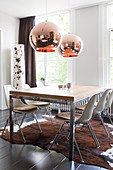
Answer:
[
  {"left": 93, "top": 89, "right": 111, "bottom": 113},
  {"left": 4, "top": 85, "right": 23, "bottom": 108},
  {"left": 76, "top": 94, "right": 97, "bottom": 124},
  {"left": 105, "top": 90, "right": 113, "bottom": 109}
]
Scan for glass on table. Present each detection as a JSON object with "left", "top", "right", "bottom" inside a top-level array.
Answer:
[
  {"left": 58, "top": 84, "right": 67, "bottom": 90},
  {"left": 67, "top": 83, "right": 71, "bottom": 89},
  {"left": 58, "top": 85, "right": 63, "bottom": 90}
]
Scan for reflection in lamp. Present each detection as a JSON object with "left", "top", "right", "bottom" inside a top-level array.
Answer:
[
  {"left": 58, "top": 34, "right": 83, "bottom": 57},
  {"left": 29, "top": 21, "right": 62, "bottom": 52}
]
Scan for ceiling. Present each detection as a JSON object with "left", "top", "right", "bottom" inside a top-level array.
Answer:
[{"left": 0, "top": 0, "right": 111, "bottom": 18}]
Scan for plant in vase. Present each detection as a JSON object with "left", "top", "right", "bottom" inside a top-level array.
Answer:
[{"left": 40, "top": 77, "right": 45, "bottom": 86}]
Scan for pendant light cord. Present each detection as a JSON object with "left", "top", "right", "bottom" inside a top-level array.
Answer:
[{"left": 45, "top": 0, "right": 47, "bottom": 21}]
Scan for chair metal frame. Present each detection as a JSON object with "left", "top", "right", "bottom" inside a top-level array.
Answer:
[
  {"left": 21, "top": 84, "right": 55, "bottom": 124},
  {"left": 48, "top": 121, "right": 84, "bottom": 163},
  {"left": 2, "top": 85, "right": 42, "bottom": 143}
]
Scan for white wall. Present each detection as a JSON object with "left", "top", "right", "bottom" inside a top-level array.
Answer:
[
  {"left": 72, "top": 6, "right": 99, "bottom": 86},
  {"left": 0, "top": 12, "right": 19, "bottom": 109}
]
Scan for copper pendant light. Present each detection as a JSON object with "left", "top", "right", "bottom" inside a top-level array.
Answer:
[
  {"left": 29, "top": 21, "right": 62, "bottom": 52},
  {"left": 58, "top": 33, "right": 83, "bottom": 57}
]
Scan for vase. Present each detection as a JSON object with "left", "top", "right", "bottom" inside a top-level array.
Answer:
[
  {"left": 13, "top": 44, "right": 25, "bottom": 89},
  {"left": 40, "top": 80, "right": 45, "bottom": 86}
]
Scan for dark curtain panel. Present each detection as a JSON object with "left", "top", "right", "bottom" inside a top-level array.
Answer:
[{"left": 19, "top": 16, "right": 37, "bottom": 87}]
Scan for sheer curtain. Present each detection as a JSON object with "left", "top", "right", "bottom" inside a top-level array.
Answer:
[{"left": 18, "top": 16, "right": 37, "bottom": 87}]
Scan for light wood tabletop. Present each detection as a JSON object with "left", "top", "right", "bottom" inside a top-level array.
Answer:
[{"left": 10, "top": 85, "right": 104, "bottom": 102}]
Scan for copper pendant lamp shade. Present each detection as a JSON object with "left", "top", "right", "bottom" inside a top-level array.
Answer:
[
  {"left": 58, "top": 34, "right": 83, "bottom": 57},
  {"left": 29, "top": 21, "right": 62, "bottom": 52}
]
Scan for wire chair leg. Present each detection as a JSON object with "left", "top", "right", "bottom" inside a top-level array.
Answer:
[
  {"left": 48, "top": 121, "right": 65, "bottom": 150},
  {"left": 74, "top": 138, "right": 84, "bottom": 163},
  {"left": 14, "top": 114, "right": 26, "bottom": 143},
  {"left": 68, "top": 124, "right": 84, "bottom": 163},
  {"left": 47, "top": 106, "right": 55, "bottom": 125},
  {"left": 33, "top": 113, "right": 42, "bottom": 133},
  {"left": 19, "top": 113, "right": 26, "bottom": 127},
  {"left": 18, "top": 127, "right": 26, "bottom": 143},
  {"left": 99, "top": 115, "right": 110, "bottom": 137},
  {"left": 87, "top": 122, "right": 100, "bottom": 148},
  {"left": 107, "top": 113, "right": 113, "bottom": 125},
  {"left": 2, "top": 118, "right": 9, "bottom": 136}
]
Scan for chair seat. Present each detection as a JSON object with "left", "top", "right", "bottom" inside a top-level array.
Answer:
[
  {"left": 14, "top": 104, "right": 37, "bottom": 112},
  {"left": 75, "top": 105, "right": 86, "bottom": 111},
  {"left": 25, "top": 100, "right": 50, "bottom": 107},
  {"left": 56, "top": 112, "right": 81, "bottom": 121},
  {"left": 75, "top": 101, "right": 98, "bottom": 111}
]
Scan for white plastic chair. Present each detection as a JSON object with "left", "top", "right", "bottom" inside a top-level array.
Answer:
[
  {"left": 2, "top": 85, "right": 42, "bottom": 143},
  {"left": 48, "top": 94, "right": 98, "bottom": 162},
  {"left": 21, "top": 84, "right": 54, "bottom": 124},
  {"left": 105, "top": 90, "right": 113, "bottom": 125},
  {"left": 75, "top": 89, "right": 111, "bottom": 112},
  {"left": 93, "top": 89, "right": 111, "bottom": 136},
  {"left": 75, "top": 94, "right": 99, "bottom": 148},
  {"left": 104, "top": 90, "right": 113, "bottom": 124}
]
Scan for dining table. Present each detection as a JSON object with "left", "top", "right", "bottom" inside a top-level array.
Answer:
[{"left": 9, "top": 85, "right": 104, "bottom": 161}]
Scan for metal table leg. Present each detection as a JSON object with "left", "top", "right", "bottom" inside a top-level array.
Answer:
[
  {"left": 69, "top": 101, "right": 75, "bottom": 161},
  {"left": 10, "top": 95, "right": 13, "bottom": 142}
]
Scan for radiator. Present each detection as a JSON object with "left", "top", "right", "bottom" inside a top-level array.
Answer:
[{"left": 51, "top": 92, "right": 102, "bottom": 112}]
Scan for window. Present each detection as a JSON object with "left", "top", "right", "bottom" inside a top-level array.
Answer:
[{"left": 35, "top": 12, "right": 70, "bottom": 85}]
